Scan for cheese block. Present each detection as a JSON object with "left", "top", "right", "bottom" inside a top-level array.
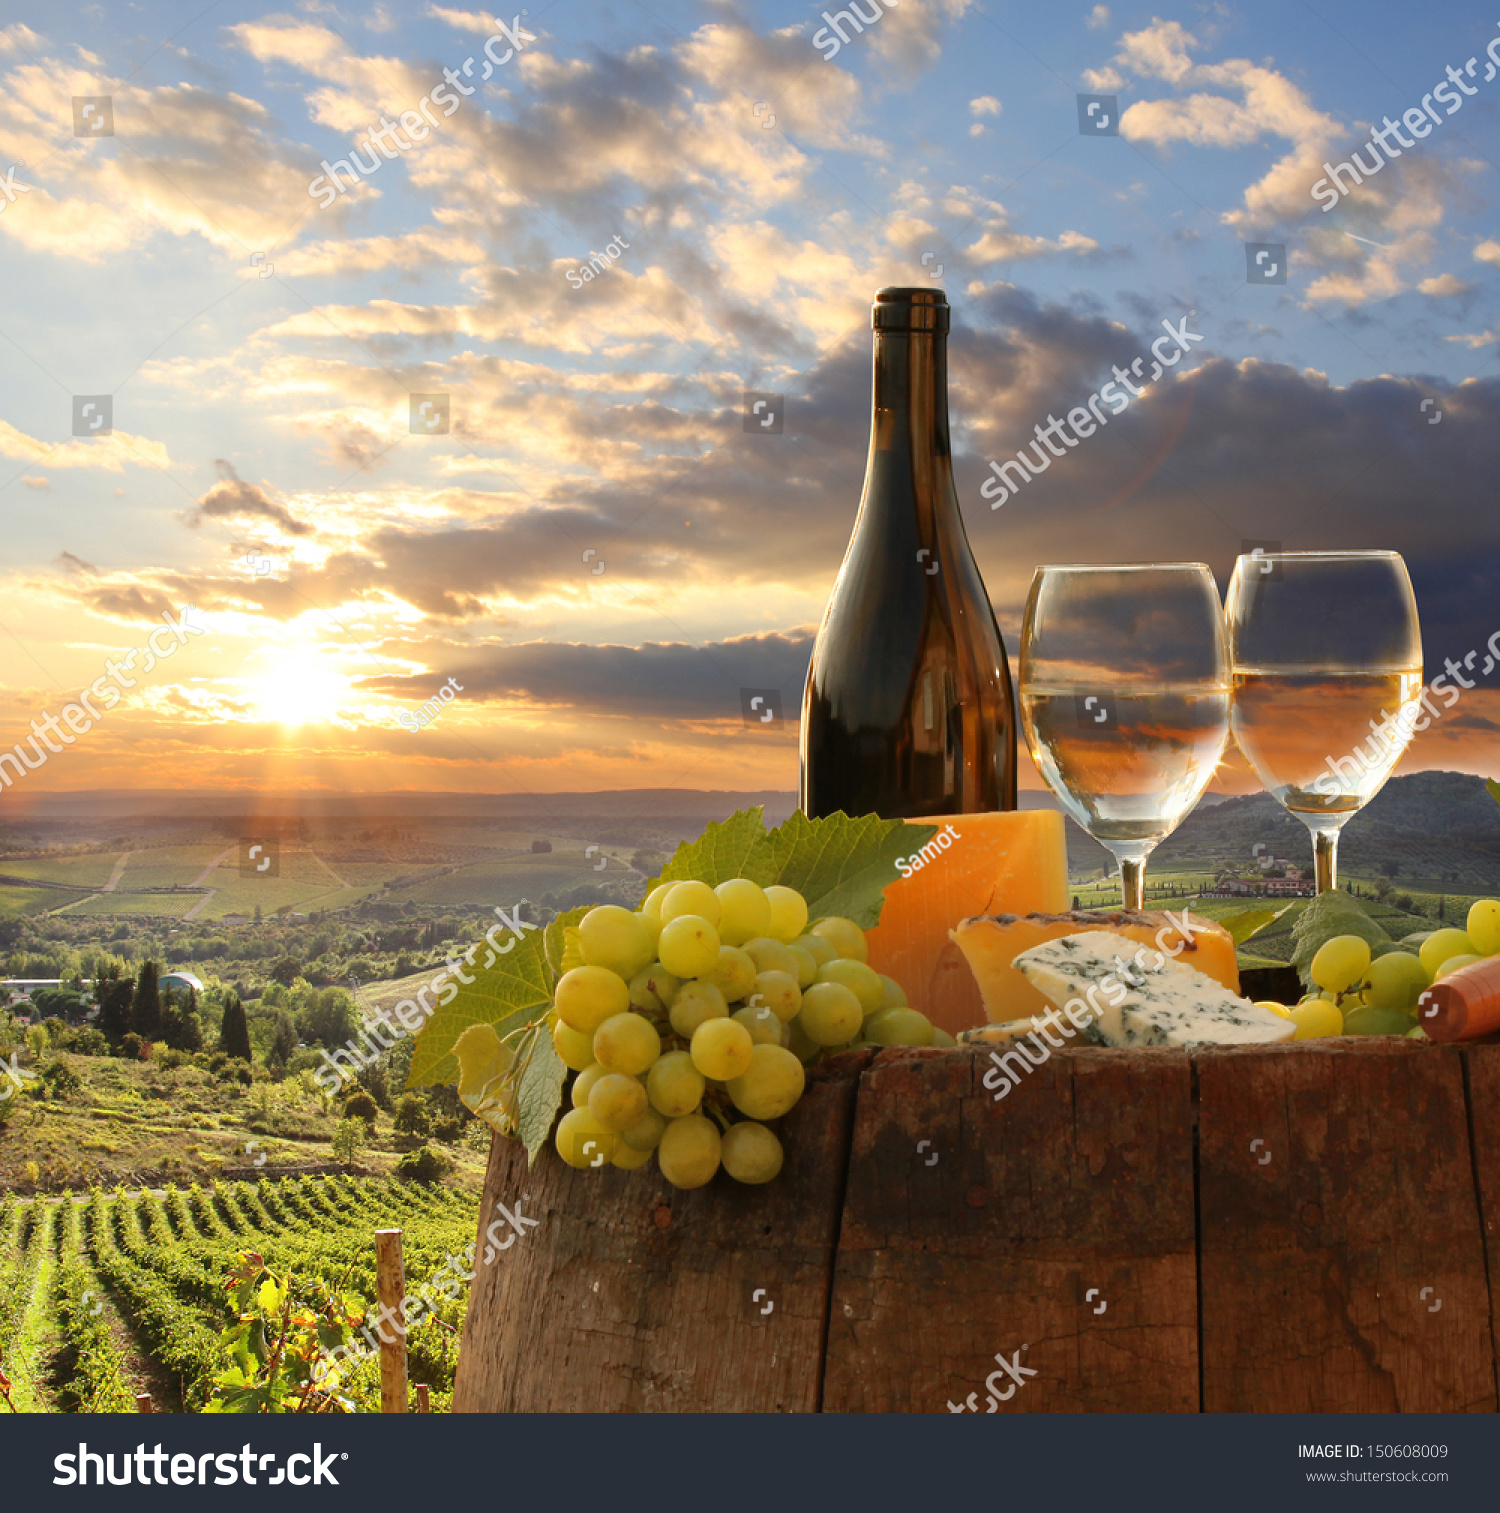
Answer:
[
  {"left": 1013, "top": 931, "right": 1294, "bottom": 1048},
  {"left": 864, "top": 810, "right": 1067, "bottom": 1038},
  {"left": 950, "top": 909, "right": 1238, "bottom": 1026},
  {"left": 960, "top": 1015, "right": 1104, "bottom": 1049}
]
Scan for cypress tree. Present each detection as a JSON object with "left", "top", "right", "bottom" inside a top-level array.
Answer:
[
  {"left": 219, "top": 996, "right": 253, "bottom": 1062},
  {"left": 99, "top": 979, "right": 135, "bottom": 1043},
  {"left": 131, "top": 960, "right": 162, "bottom": 1040}
]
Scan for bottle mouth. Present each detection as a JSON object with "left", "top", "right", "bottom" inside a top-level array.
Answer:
[{"left": 872, "top": 287, "right": 949, "bottom": 333}]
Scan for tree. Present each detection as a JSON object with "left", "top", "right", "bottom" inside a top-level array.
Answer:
[
  {"left": 219, "top": 996, "right": 253, "bottom": 1062},
  {"left": 331, "top": 1117, "right": 366, "bottom": 1166},
  {"left": 393, "top": 1092, "right": 432, "bottom": 1142},
  {"left": 131, "top": 961, "right": 161, "bottom": 1040},
  {"left": 269, "top": 1010, "right": 297, "bottom": 1067},
  {"left": 295, "top": 988, "right": 357, "bottom": 1048},
  {"left": 1378, "top": 860, "right": 1401, "bottom": 879},
  {"left": 99, "top": 979, "right": 134, "bottom": 1043}
]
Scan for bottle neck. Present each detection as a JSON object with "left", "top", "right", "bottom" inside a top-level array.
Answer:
[{"left": 869, "top": 329, "right": 952, "bottom": 469}]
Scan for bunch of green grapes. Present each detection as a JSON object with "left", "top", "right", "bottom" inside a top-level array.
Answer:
[
  {"left": 549, "top": 878, "right": 955, "bottom": 1189},
  {"left": 1275, "top": 902, "right": 1500, "bottom": 1040}
]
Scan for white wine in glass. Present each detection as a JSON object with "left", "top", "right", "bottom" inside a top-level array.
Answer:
[
  {"left": 1226, "top": 551, "right": 1423, "bottom": 893},
  {"left": 1020, "top": 564, "right": 1231, "bottom": 910}
]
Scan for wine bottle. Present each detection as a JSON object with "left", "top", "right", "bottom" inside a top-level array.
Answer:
[{"left": 800, "top": 287, "right": 1016, "bottom": 819}]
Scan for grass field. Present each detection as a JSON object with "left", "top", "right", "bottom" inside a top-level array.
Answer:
[
  {"left": 0, "top": 1050, "right": 491, "bottom": 1195},
  {"left": 0, "top": 1177, "right": 480, "bottom": 1412}
]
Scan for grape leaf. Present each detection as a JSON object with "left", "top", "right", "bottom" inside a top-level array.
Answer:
[
  {"left": 1218, "top": 903, "right": 1298, "bottom": 948},
  {"left": 756, "top": 810, "right": 940, "bottom": 929},
  {"left": 1489, "top": 778, "right": 1500, "bottom": 809},
  {"left": 1289, "top": 891, "right": 1391, "bottom": 989},
  {"left": 405, "top": 921, "right": 554, "bottom": 1089},
  {"left": 514, "top": 1025, "right": 567, "bottom": 1165},
  {"left": 651, "top": 808, "right": 770, "bottom": 887}
]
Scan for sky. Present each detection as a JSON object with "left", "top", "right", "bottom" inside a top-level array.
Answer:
[{"left": 0, "top": 0, "right": 1498, "bottom": 804}]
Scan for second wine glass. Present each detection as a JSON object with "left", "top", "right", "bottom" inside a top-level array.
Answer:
[{"left": 1019, "top": 564, "right": 1231, "bottom": 910}]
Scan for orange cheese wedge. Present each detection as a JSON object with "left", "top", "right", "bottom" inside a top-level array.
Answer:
[
  {"left": 949, "top": 909, "right": 1239, "bottom": 1026},
  {"left": 864, "top": 810, "right": 1068, "bottom": 1038}
]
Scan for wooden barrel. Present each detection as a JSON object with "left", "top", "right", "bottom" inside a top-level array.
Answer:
[{"left": 453, "top": 1040, "right": 1500, "bottom": 1412}]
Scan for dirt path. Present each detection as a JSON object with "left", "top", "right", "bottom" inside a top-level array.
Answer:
[
  {"left": 187, "top": 846, "right": 236, "bottom": 890},
  {"left": 101, "top": 850, "right": 133, "bottom": 893}
]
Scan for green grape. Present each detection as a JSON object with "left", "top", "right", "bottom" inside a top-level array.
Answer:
[
  {"left": 661, "top": 880, "right": 722, "bottom": 927},
  {"left": 786, "top": 1014, "right": 820, "bottom": 1064},
  {"left": 816, "top": 958, "right": 885, "bottom": 1014},
  {"left": 1466, "top": 899, "right": 1500, "bottom": 956},
  {"left": 1437, "top": 953, "right": 1483, "bottom": 979},
  {"left": 658, "top": 914, "right": 721, "bottom": 978},
  {"left": 1419, "top": 928, "right": 1477, "bottom": 978},
  {"left": 611, "top": 1142, "right": 653, "bottom": 1170},
  {"left": 721, "top": 1121, "right": 784, "bottom": 1184},
  {"left": 579, "top": 905, "right": 657, "bottom": 979},
  {"left": 1310, "top": 934, "right": 1371, "bottom": 993},
  {"left": 552, "top": 1018, "right": 597, "bottom": 1072},
  {"left": 811, "top": 916, "right": 867, "bottom": 961},
  {"left": 642, "top": 882, "right": 675, "bottom": 919},
  {"left": 1342, "top": 1005, "right": 1414, "bottom": 1037},
  {"left": 726, "top": 1044, "right": 805, "bottom": 1120},
  {"left": 647, "top": 1050, "right": 706, "bottom": 1117},
  {"left": 571, "top": 1061, "right": 608, "bottom": 1108},
  {"left": 743, "top": 937, "right": 798, "bottom": 976},
  {"left": 628, "top": 961, "right": 680, "bottom": 1014},
  {"left": 667, "top": 979, "right": 728, "bottom": 1037},
  {"left": 931, "top": 1026, "right": 956, "bottom": 1048},
  {"left": 798, "top": 981, "right": 863, "bottom": 1045},
  {"left": 1288, "top": 1000, "right": 1342, "bottom": 1039},
  {"left": 691, "top": 1018, "right": 754, "bottom": 1080},
  {"left": 657, "top": 1114, "right": 722, "bottom": 1190},
  {"left": 556, "top": 1108, "right": 617, "bottom": 1168},
  {"left": 714, "top": 878, "right": 772, "bottom": 946},
  {"left": 764, "top": 885, "right": 809, "bottom": 943},
  {"left": 1365, "top": 951, "right": 1430, "bottom": 1012},
  {"left": 701, "top": 945, "right": 757, "bottom": 1002},
  {"left": 592, "top": 1011, "right": 661, "bottom": 1076},
  {"left": 878, "top": 974, "right": 909, "bottom": 1008},
  {"left": 620, "top": 1106, "right": 668, "bottom": 1152},
  {"left": 787, "top": 946, "right": 818, "bottom": 989},
  {"left": 560, "top": 926, "right": 585, "bottom": 972},
  {"left": 638, "top": 911, "right": 662, "bottom": 954},
  {"left": 751, "top": 969, "right": 801, "bottom": 1022},
  {"left": 733, "top": 1001, "right": 783, "bottom": 1046},
  {"left": 555, "top": 965, "right": 630, "bottom": 1033},
  {"left": 864, "top": 1007, "right": 935, "bottom": 1046},
  {"left": 792, "top": 933, "right": 838, "bottom": 968},
  {"left": 587, "top": 1072, "right": 649, "bottom": 1131}
]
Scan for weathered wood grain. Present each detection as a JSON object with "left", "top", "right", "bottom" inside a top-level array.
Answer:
[
  {"left": 1462, "top": 1041, "right": 1500, "bottom": 1409},
  {"left": 452, "top": 1055, "right": 865, "bottom": 1412},
  {"left": 821, "top": 1046, "right": 1199, "bottom": 1412},
  {"left": 1197, "top": 1040, "right": 1496, "bottom": 1412}
]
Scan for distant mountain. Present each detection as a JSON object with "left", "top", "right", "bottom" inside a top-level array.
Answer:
[{"left": 1133, "top": 771, "right": 1500, "bottom": 888}]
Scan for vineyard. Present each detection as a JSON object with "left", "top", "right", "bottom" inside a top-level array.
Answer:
[{"left": 0, "top": 1177, "right": 480, "bottom": 1412}]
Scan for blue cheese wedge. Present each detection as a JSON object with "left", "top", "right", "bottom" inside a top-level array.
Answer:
[
  {"left": 1011, "top": 930, "right": 1295, "bottom": 1048},
  {"left": 959, "top": 1015, "right": 1105, "bottom": 1049}
]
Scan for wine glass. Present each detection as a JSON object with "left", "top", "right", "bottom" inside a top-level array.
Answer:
[
  {"left": 1019, "top": 564, "right": 1232, "bottom": 910},
  {"left": 1226, "top": 550, "right": 1423, "bottom": 894}
]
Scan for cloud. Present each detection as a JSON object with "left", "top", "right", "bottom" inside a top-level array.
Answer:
[
  {"left": 370, "top": 629, "right": 814, "bottom": 720},
  {"left": 1418, "top": 273, "right": 1472, "bottom": 297},
  {"left": 1474, "top": 240, "right": 1500, "bottom": 267},
  {"left": 1086, "top": 5, "right": 1111, "bottom": 28},
  {"left": 970, "top": 95, "right": 1001, "bottom": 116},
  {"left": 191, "top": 460, "right": 315, "bottom": 537},
  {"left": 0, "top": 420, "right": 173, "bottom": 471}
]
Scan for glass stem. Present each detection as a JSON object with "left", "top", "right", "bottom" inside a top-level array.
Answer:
[
  {"left": 1314, "top": 828, "right": 1338, "bottom": 894},
  {"left": 1119, "top": 856, "right": 1145, "bottom": 911}
]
